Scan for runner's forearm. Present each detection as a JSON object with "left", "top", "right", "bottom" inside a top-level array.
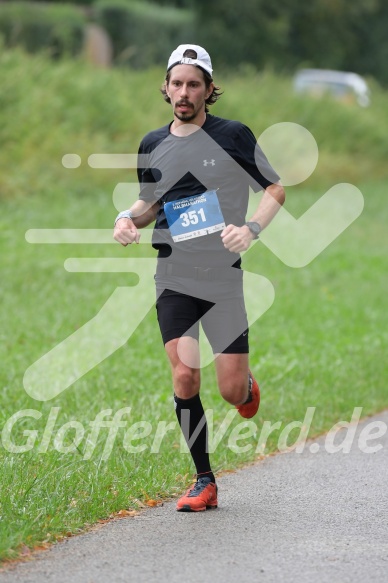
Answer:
[
  {"left": 248, "top": 182, "right": 285, "bottom": 229},
  {"left": 129, "top": 201, "right": 159, "bottom": 229}
]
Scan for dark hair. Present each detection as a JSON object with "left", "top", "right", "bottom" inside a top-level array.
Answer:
[{"left": 160, "top": 68, "right": 223, "bottom": 113}]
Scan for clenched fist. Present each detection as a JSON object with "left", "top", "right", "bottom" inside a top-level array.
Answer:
[{"left": 113, "top": 219, "right": 141, "bottom": 246}]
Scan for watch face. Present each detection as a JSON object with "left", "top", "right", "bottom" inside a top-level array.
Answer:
[{"left": 246, "top": 222, "right": 261, "bottom": 238}]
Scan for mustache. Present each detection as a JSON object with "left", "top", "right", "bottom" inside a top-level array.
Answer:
[{"left": 176, "top": 100, "right": 193, "bottom": 107}]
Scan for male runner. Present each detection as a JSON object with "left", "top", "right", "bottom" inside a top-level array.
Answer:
[{"left": 114, "top": 44, "right": 285, "bottom": 511}]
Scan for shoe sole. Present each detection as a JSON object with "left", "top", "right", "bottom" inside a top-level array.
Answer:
[{"left": 177, "top": 503, "right": 218, "bottom": 512}]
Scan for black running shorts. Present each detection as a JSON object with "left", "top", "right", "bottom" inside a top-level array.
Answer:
[{"left": 155, "top": 288, "right": 249, "bottom": 354}]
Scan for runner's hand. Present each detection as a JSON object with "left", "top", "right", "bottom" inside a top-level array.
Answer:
[
  {"left": 113, "top": 218, "right": 141, "bottom": 246},
  {"left": 221, "top": 224, "right": 254, "bottom": 253}
]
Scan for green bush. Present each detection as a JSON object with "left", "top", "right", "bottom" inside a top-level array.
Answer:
[
  {"left": 0, "top": 2, "right": 86, "bottom": 58},
  {"left": 95, "top": 0, "right": 195, "bottom": 67}
]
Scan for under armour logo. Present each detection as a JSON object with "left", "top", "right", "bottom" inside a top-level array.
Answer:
[{"left": 203, "top": 159, "right": 215, "bottom": 166}]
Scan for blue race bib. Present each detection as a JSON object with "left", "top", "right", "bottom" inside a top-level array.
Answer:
[{"left": 164, "top": 190, "right": 225, "bottom": 243}]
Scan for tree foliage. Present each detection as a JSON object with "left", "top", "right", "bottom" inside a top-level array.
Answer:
[
  {"left": 1, "top": 0, "right": 387, "bottom": 84},
  {"left": 194, "top": 0, "right": 388, "bottom": 84}
]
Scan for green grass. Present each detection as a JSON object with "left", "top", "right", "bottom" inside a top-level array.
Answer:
[{"left": 0, "top": 48, "right": 387, "bottom": 561}]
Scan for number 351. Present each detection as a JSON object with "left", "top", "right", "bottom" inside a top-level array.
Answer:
[{"left": 180, "top": 208, "right": 206, "bottom": 227}]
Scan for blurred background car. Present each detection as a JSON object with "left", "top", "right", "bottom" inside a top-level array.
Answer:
[{"left": 293, "top": 68, "right": 371, "bottom": 107}]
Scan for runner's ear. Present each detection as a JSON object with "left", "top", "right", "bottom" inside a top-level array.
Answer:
[{"left": 206, "top": 82, "right": 214, "bottom": 99}]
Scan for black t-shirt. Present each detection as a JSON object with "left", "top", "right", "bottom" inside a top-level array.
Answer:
[{"left": 137, "top": 114, "right": 279, "bottom": 266}]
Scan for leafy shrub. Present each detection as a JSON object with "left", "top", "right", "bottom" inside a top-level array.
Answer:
[
  {"left": 95, "top": 0, "right": 195, "bottom": 67},
  {"left": 0, "top": 2, "right": 86, "bottom": 58}
]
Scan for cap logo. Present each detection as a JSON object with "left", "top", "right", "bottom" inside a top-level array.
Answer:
[{"left": 181, "top": 57, "right": 197, "bottom": 66}]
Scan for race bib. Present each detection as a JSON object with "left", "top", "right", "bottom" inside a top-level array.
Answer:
[{"left": 164, "top": 191, "right": 225, "bottom": 243}]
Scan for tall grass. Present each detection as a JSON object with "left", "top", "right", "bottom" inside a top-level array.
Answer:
[{"left": 1, "top": 48, "right": 387, "bottom": 200}]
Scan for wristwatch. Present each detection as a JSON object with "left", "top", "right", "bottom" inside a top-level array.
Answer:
[
  {"left": 114, "top": 210, "right": 133, "bottom": 226},
  {"left": 244, "top": 221, "right": 262, "bottom": 239}
]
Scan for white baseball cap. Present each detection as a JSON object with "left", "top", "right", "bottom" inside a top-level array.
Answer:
[{"left": 167, "top": 44, "right": 213, "bottom": 77}]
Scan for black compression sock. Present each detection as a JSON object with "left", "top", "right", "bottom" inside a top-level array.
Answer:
[
  {"left": 197, "top": 471, "right": 216, "bottom": 483},
  {"left": 174, "top": 393, "right": 213, "bottom": 477}
]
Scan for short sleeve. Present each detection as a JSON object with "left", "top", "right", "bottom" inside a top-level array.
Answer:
[
  {"left": 234, "top": 124, "right": 280, "bottom": 192},
  {"left": 137, "top": 139, "right": 158, "bottom": 203}
]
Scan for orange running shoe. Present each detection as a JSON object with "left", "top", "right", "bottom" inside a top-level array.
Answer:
[
  {"left": 236, "top": 371, "right": 260, "bottom": 419},
  {"left": 176, "top": 477, "right": 218, "bottom": 512}
]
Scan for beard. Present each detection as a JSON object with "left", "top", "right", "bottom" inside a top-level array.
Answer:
[
  {"left": 174, "top": 110, "right": 197, "bottom": 122},
  {"left": 173, "top": 100, "right": 198, "bottom": 122}
]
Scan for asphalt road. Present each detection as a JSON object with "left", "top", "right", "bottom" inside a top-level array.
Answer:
[{"left": 1, "top": 410, "right": 387, "bottom": 583}]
